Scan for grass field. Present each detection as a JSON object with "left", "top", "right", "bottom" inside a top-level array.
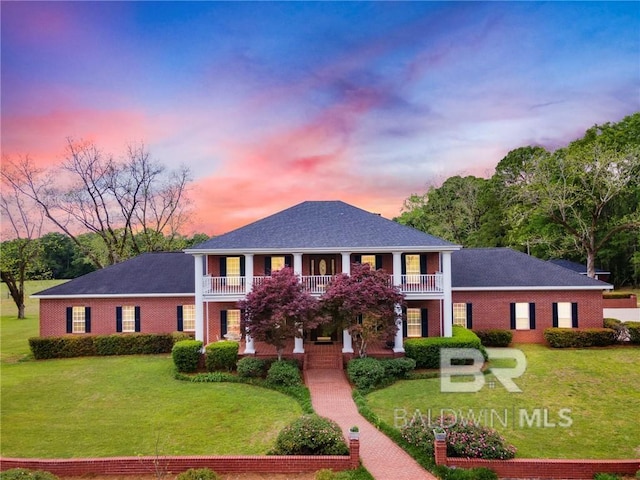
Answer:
[
  {"left": 1, "top": 281, "right": 303, "bottom": 458},
  {"left": 367, "top": 343, "right": 640, "bottom": 459}
]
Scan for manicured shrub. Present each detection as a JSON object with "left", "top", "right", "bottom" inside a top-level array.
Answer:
[
  {"left": 474, "top": 329, "right": 513, "bottom": 347},
  {"left": 627, "top": 322, "right": 640, "bottom": 344},
  {"left": 603, "top": 292, "right": 633, "bottom": 299},
  {"left": 593, "top": 474, "right": 621, "bottom": 480},
  {"left": 237, "top": 356, "right": 267, "bottom": 378},
  {"left": 266, "top": 360, "right": 301, "bottom": 386},
  {"left": 172, "top": 331, "right": 195, "bottom": 343},
  {"left": 269, "top": 414, "right": 349, "bottom": 455},
  {"left": 347, "top": 357, "right": 386, "bottom": 391},
  {"left": 544, "top": 328, "right": 616, "bottom": 348},
  {"left": 381, "top": 357, "right": 416, "bottom": 380},
  {"left": 205, "top": 341, "right": 239, "bottom": 372},
  {"left": 29, "top": 335, "right": 96, "bottom": 359},
  {"left": 0, "top": 469, "right": 59, "bottom": 480},
  {"left": 172, "top": 340, "right": 203, "bottom": 373},
  {"left": 404, "top": 326, "right": 486, "bottom": 369},
  {"left": 401, "top": 414, "right": 516, "bottom": 460},
  {"left": 175, "top": 468, "right": 220, "bottom": 480},
  {"left": 603, "top": 318, "right": 628, "bottom": 342}
]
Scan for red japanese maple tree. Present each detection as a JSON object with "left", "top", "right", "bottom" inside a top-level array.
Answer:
[{"left": 321, "top": 263, "right": 405, "bottom": 357}]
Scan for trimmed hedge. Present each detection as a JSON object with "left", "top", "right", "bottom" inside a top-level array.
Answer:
[
  {"left": 603, "top": 292, "right": 634, "bottom": 299},
  {"left": 237, "top": 357, "right": 267, "bottom": 378},
  {"left": 543, "top": 328, "right": 616, "bottom": 348},
  {"left": 266, "top": 360, "right": 301, "bottom": 386},
  {"left": 404, "top": 326, "right": 486, "bottom": 369},
  {"left": 474, "top": 329, "right": 512, "bottom": 347},
  {"left": 347, "top": 357, "right": 416, "bottom": 392},
  {"left": 269, "top": 414, "right": 349, "bottom": 455},
  {"left": 28, "top": 333, "right": 176, "bottom": 360},
  {"left": 627, "top": 322, "right": 640, "bottom": 344},
  {"left": 172, "top": 340, "right": 203, "bottom": 373},
  {"left": 205, "top": 341, "right": 238, "bottom": 372}
]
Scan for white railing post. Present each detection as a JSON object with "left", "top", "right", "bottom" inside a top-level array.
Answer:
[
  {"left": 244, "top": 254, "right": 254, "bottom": 293},
  {"left": 392, "top": 252, "right": 402, "bottom": 287}
]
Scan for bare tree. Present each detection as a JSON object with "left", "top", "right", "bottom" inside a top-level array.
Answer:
[
  {"left": 0, "top": 156, "right": 45, "bottom": 318},
  {"left": 6, "top": 139, "right": 192, "bottom": 269}
]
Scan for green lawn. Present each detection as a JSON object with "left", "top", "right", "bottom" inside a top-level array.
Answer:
[
  {"left": 1, "top": 281, "right": 303, "bottom": 458},
  {"left": 367, "top": 343, "right": 640, "bottom": 459}
]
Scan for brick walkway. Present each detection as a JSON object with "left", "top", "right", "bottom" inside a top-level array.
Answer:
[{"left": 304, "top": 369, "right": 437, "bottom": 480}]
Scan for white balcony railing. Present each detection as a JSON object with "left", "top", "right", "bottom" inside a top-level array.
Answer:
[{"left": 203, "top": 273, "right": 443, "bottom": 296}]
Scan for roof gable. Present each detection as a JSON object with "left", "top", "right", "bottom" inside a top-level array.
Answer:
[
  {"left": 188, "top": 201, "right": 457, "bottom": 252},
  {"left": 452, "top": 248, "right": 611, "bottom": 289},
  {"left": 33, "top": 252, "right": 194, "bottom": 297}
]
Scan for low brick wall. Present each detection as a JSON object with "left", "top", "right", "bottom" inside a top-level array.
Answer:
[
  {"left": 603, "top": 295, "right": 637, "bottom": 309},
  {"left": 434, "top": 439, "right": 639, "bottom": 479},
  {"left": 0, "top": 440, "right": 360, "bottom": 476}
]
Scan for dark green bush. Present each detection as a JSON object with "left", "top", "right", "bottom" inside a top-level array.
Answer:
[
  {"left": 603, "top": 292, "right": 633, "bottom": 299},
  {"left": 0, "top": 469, "right": 59, "bottom": 480},
  {"left": 205, "top": 341, "right": 239, "bottom": 371},
  {"left": 404, "top": 326, "right": 486, "bottom": 369},
  {"left": 627, "top": 322, "right": 640, "bottom": 344},
  {"left": 432, "top": 465, "right": 498, "bottom": 480},
  {"left": 237, "top": 356, "right": 267, "bottom": 378},
  {"left": 544, "top": 328, "right": 616, "bottom": 348},
  {"left": 381, "top": 357, "right": 417, "bottom": 380},
  {"left": 269, "top": 414, "right": 349, "bottom": 455},
  {"left": 266, "top": 360, "right": 301, "bottom": 386},
  {"left": 28, "top": 335, "right": 96, "bottom": 359},
  {"left": 603, "top": 318, "right": 628, "bottom": 342},
  {"left": 474, "top": 329, "right": 513, "bottom": 347},
  {"left": 347, "top": 357, "right": 386, "bottom": 391},
  {"left": 175, "top": 468, "right": 220, "bottom": 480},
  {"left": 172, "top": 340, "right": 203, "bottom": 373}
]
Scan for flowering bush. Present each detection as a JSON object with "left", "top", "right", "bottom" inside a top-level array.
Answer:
[
  {"left": 269, "top": 414, "right": 349, "bottom": 455},
  {"left": 401, "top": 414, "right": 516, "bottom": 460}
]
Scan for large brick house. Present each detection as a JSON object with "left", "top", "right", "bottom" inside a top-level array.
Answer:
[{"left": 34, "top": 201, "right": 611, "bottom": 350}]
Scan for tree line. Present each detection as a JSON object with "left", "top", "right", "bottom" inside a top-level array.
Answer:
[{"left": 396, "top": 113, "right": 640, "bottom": 287}]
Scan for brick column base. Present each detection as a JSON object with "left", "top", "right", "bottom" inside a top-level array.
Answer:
[
  {"left": 434, "top": 439, "right": 447, "bottom": 466},
  {"left": 349, "top": 438, "right": 360, "bottom": 468}
]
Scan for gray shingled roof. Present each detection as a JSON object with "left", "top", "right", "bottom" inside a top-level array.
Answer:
[
  {"left": 188, "top": 201, "right": 457, "bottom": 251},
  {"left": 33, "top": 252, "right": 194, "bottom": 297},
  {"left": 452, "top": 248, "right": 612, "bottom": 289},
  {"left": 548, "top": 259, "right": 610, "bottom": 275}
]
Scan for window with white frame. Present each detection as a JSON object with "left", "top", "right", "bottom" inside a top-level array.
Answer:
[
  {"left": 360, "top": 255, "right": 376, "bottom": 269},
  {"left": 72, "top": 306, "right": 86, "bottom": 333},
  {"left": 557, "top": 302, "right": 573, "bottom": 328},
  {"left": 227, "top": 309, "right": 241, "bottom": 337},
  {"left": 226, "top": 256, "right": 241, "bottom": 286},
  {"left": 515, "top": 303, "right": 530, "bottom": 330},
  {"left": 406, "top": 308, "right": 422, "bottom": 337},
  {"left": 122, "top": 306, "right": 136, "bottom": 332},
  {"left": 405, "top": 254, "right": 420, "bottom": 283},
  {"left": 453, "top": 303, "right": 468, "bottom": 327},
  {"left": 182, "top": 304, "right": 195, "bottom": 331},
  {"left": 271, "top": 256, "right": 285, "bottom": 272}
]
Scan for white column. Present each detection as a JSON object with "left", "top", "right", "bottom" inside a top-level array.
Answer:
[
  {"left": 342, "top": 329, "right": 354, "bottom": 353},
  {"left": 194, "top": 254, "right": 204, "bottom": 343},
  {"left": 293, "top": 326, "right": 305, "bottom": 354},
  {"left": 340, "top": 252, "right": 354, "bottom": 353},
  {"left": 442, "top": 251, "right": 453, "bottom": 338},
  {"left": 392, "top": 251, "right": 402, "bottom": 286},
  {"left": 341, "top": 252, "right": 351, "bottom": 275},
  {"left": 293, "top": 253, "right": 303, "bottom": 276},
  {"left": 244, "top": 253, "right": 254, "bottom": 293},
  {"left": 393, "top": 303, "right": 404, "bottom": 353},
  {"left": 244, "top": 330, "right": 255, "bottom": 354}
]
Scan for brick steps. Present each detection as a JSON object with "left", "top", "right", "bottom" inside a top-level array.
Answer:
[{"left": 305, "top": 352, "right": 343, "bottom": 369}]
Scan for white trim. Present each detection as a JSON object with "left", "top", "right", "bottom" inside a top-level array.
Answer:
[
  {"left": 32, "top": 293, "right": 195, "bottom": 299},
  {"left": 184, "top": 245, "right": 461, "bottom": 255},
  {"left": 452, "top": 286, "right": 612, "bottom": 292}
]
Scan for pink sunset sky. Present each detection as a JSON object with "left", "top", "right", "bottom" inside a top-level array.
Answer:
[{"left": 2, "top": 2, "right": 638, "bottom": 235}]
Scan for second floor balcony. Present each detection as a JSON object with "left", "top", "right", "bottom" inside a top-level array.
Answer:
[{"left": 202, "top": 273, "right": 444, "bottom": 297}]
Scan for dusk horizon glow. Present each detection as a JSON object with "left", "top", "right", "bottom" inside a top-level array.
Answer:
[{"left": 2, "top": 1, "right": 638, "bottom": 236}]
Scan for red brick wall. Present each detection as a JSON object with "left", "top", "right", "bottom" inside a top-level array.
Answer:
[
  {"left": 452, "top": 290, "right": 605, "bottom": 343},
  {"left": 0, "top": 441, "right": 359, "bottom": 476},
  {"left": 603, "top": 295, "right": 637, "bottom": 309},
  {"left": 406, "top": 299, "right": 442, "bottom": 337},
  {"left": 39, "top": 297, "right": 195, "bottom": 337}
]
